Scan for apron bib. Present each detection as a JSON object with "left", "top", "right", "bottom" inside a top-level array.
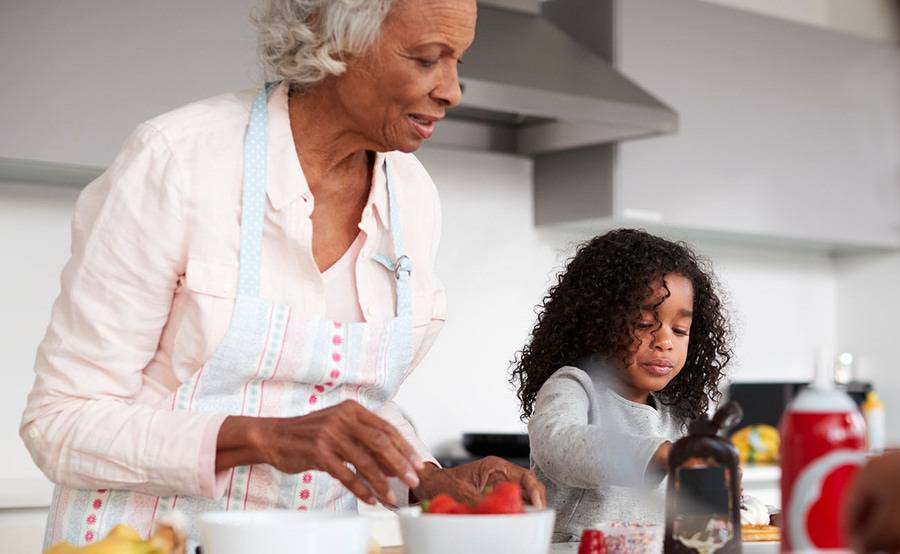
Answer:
[{"left": 44, "top": 83, "right": 416, "bottom": 548}]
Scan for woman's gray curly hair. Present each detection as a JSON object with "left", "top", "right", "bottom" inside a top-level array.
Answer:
[{"left": 254, "top": 0, "right": 396, "bottom": 88}]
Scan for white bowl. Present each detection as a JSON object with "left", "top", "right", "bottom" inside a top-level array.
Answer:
[
  {"left": 398, "top": 506, "right": 555, "bottom": 554},
  {"left": 199, "top": 510, "right": 370, "bottom": 554}
]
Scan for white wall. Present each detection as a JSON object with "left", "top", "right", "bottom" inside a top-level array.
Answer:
[
  {"left": 0, "top": 183, "right": 78, "bottom": 506},
  {"left": 835, "top": 253, "right": 900, "bottom": 445}
]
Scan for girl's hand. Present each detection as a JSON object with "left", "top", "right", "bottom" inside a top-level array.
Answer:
[
  {"left": 216, "top": 400, "right": 423, "bottom": 505},
  {"left": 845, "top": 452, "right": 900, "bottom": 553},
  {"left": 412, "top": 456, "right": 546, "bottom": 508}
]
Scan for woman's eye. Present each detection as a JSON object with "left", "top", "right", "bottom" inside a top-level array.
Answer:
[{"left": 418, "top": 58, "right": 439, "bottom": 68}]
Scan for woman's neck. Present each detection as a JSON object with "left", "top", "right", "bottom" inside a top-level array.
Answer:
[{"left": 287, "top": 82, "right": 372, "bottom": 190}]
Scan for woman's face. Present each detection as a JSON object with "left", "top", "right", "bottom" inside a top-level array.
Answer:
[
  {"left": 334, "top": 0, "right": 477, "bottom": 153},
  {"left": 617, "top": 273, "right": 694, "bottom": 400}
]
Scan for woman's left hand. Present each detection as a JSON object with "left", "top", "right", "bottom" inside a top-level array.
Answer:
[{"left": 412, "top": 455, "right": 546, "bottom": 508}]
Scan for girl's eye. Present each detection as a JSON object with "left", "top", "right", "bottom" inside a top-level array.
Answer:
[
  {"left": 674, "top": 328, "right": 690, "bottom": 336},
  {"left": 636, "top": 322, "right": 654, "bottom": 330}
]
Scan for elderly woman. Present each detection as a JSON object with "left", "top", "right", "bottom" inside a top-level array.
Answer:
[{"left": 21, "top": 0, "right": 544, "bottom": 546}]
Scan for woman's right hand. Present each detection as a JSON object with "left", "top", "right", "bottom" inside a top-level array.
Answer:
[{"left": 216, "top": 400, "right": 424, "bottom": 505}]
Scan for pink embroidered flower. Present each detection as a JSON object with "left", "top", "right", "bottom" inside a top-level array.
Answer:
[
  {"left": 333, "top": 322, "right": 342, "bottom": 329},
  {"left": 299, "top": 489, "right": 311, "bottom": 500},
  {"left": 331, "top": 352, "right": 341, "bottom": 362},
  {"left": 330, "top": 370, "right": 340, "bottom": 379},
  {"left": 302, "top": 473, "right": 312, "bottom": 484},
  {"left": 92, "top": 499, "right": 103, "bottom": 510},
  {"left": 298, "top": 506, "right": 308, "bottom": 511},
  {"left": 314, "top": 385, "right": 325, "bottom": 393},
  {"left": 85, "top": 531, "right": 95, "bottom": 542},
  {"left": 86, "top": 514, "right": 97, "bottom": 525},
  {"left": 332, "top": 335, "right": 342, "bottom": 346},
  {"left": 96, "top": 489, "right": 107, "bottom": 494},
  {"left": 309, "top": 395, "right": 318, "bottom": 404},
  {"left": 325, "top": 382, "right": 333, "bottom": 387}
]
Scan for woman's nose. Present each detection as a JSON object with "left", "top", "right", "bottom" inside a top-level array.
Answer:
[{"left": 433, "top": 62, "right": 463, "bottom": 108}]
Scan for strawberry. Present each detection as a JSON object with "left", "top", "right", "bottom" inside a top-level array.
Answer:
[
  {"left": 578, "top": 529, "right": 607, "bottom": 554},
  {"left": 424, "top": 493, "right": 471, "bottom": 514},
  {"left": 474, "top": 481, "right": 524, "bottom": 514}
]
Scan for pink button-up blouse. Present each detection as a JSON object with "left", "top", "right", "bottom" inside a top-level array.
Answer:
[{"left": 20, "top": 82, "right": 447, "bottom": 501}]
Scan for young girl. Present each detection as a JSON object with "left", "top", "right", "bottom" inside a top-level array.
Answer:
[{"left": 512, "top": 229, "right": 733, "bottom": 542}]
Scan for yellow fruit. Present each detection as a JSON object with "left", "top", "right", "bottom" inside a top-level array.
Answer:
[
  {"left": 45, "top": 542, "right": 79, "bottom": 554},
  {"left": 45, "top": 525, "right": 154, "bottom": 554},
  {"left": 44, "top": 519, "right": 185, "bottom": 554},
  {"left": 732, "top": 424, "right": 780, "bottom": 464},
  {"left": 105, "top": 524, "right": 145, "bottom": 542},
  {"left": 78, "top": 537, "right": 155, "bottom": 554}
]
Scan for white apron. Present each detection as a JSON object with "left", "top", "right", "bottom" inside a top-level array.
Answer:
[{"left": 44, "top": 83, "right": 417, "bottom": 548}]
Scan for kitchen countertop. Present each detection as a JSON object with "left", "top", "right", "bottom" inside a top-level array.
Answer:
[
  {"left": 383, "top": 542, "right": 782, "bottom": 554},
  {"left": 383, "top": 544, "right": 589, "bottom": 553}
]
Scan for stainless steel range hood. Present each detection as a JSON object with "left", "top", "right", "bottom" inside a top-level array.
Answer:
[{"left": 432, "top": 1, "right": 677, "bottom": 155}]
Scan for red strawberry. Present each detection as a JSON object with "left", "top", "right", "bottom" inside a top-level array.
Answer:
[
  {"left": 474, "top": 481, "right": 524, "bottom": 514},
  {"left": 425, "top": 493, "right": 471, "bottom": 514},
  {"left": 578, "top": 529, "right": 607, "bottom": 554}
]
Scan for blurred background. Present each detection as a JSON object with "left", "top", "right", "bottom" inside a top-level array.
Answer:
[{"left": 1, "top": 0, "right": 898, "bottom": 550}]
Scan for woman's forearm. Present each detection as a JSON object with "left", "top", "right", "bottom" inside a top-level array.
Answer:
[{"left": 215, "top": 415, "right": 273, "bottom": 472}]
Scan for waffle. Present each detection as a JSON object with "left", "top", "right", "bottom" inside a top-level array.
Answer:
[{"left": 741, "top": 524, "right": 781, "bottom": 542}]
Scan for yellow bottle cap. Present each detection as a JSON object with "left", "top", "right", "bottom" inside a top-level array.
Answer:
[{"left": 863, "top": 391, "right": 882, "bottom": 410}]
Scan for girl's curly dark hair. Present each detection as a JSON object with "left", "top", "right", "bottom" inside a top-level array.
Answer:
[{"left": 511, "top": 229, "right": 733, "bottom": 424}]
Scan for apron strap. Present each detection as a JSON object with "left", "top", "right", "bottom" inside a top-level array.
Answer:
[
  {"left": 237, "top": 83, "right": 277, "bottom": 297},
  {"left": 372, "top": 159, "right": 413, "bottom": 319},
  {"left": 239, "top": 83, "right": 412, "bottom": 319}
]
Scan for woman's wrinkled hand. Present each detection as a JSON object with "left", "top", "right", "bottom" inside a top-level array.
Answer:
[
  {"left": 217, "top": 400, "right": 423, "bottom": 506},
  {"left": 412, "top": 455, "right": 546, "bottom": 508},
  {"left": 844, "top": 452, "right": 900, "bottom": 553}
]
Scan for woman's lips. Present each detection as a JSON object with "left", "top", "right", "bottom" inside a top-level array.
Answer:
[{"left": 408, "top": 114, "right": 439, "bottom": 139}]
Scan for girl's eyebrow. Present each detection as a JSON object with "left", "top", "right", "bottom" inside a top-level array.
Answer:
[{"left": 678, "top": 309, "right": 694, "bottom": 318}]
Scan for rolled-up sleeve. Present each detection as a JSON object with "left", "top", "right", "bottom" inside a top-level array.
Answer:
[
  {"left": 374, "top": 400, "right": 438, "bottom": 508},
  {"left": 20, "top": 122, "right": 225, "bottom": 498}
]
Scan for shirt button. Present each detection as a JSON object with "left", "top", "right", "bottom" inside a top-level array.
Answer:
[
  {"left": 28, "top": 427, "right": 39, "bottom": 439},
  {"left": 364, "top": 307, "right": 375, "bottom": 318}
]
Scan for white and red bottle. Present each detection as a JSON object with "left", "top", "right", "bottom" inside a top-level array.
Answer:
[{"left": 780, "top": 355, "right": 866, "bottom": 552}]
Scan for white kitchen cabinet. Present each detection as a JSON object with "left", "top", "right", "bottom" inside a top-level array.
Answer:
[
  {"left": 536, "top": 0, "right": 900, "bottom": 252},
  {"left": 0, "top": 0, "right": 259, "bottom": 174}
]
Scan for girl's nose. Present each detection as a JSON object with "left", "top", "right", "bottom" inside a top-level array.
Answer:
[{"left": 654, "top": 337, "right": 673, "bottom": 351}]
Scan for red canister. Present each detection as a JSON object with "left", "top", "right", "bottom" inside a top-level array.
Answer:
[{"left": 780, "top": 385, "right": 866, "bottom": 552}]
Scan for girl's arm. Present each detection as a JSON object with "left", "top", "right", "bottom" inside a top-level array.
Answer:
[{"left": 528, "top": 367, "right": 671, "bottom": 489}]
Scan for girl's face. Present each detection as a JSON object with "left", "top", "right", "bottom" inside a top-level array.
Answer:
[{"left": 615, "top": 273, "right": 694, "bottom": 403}]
